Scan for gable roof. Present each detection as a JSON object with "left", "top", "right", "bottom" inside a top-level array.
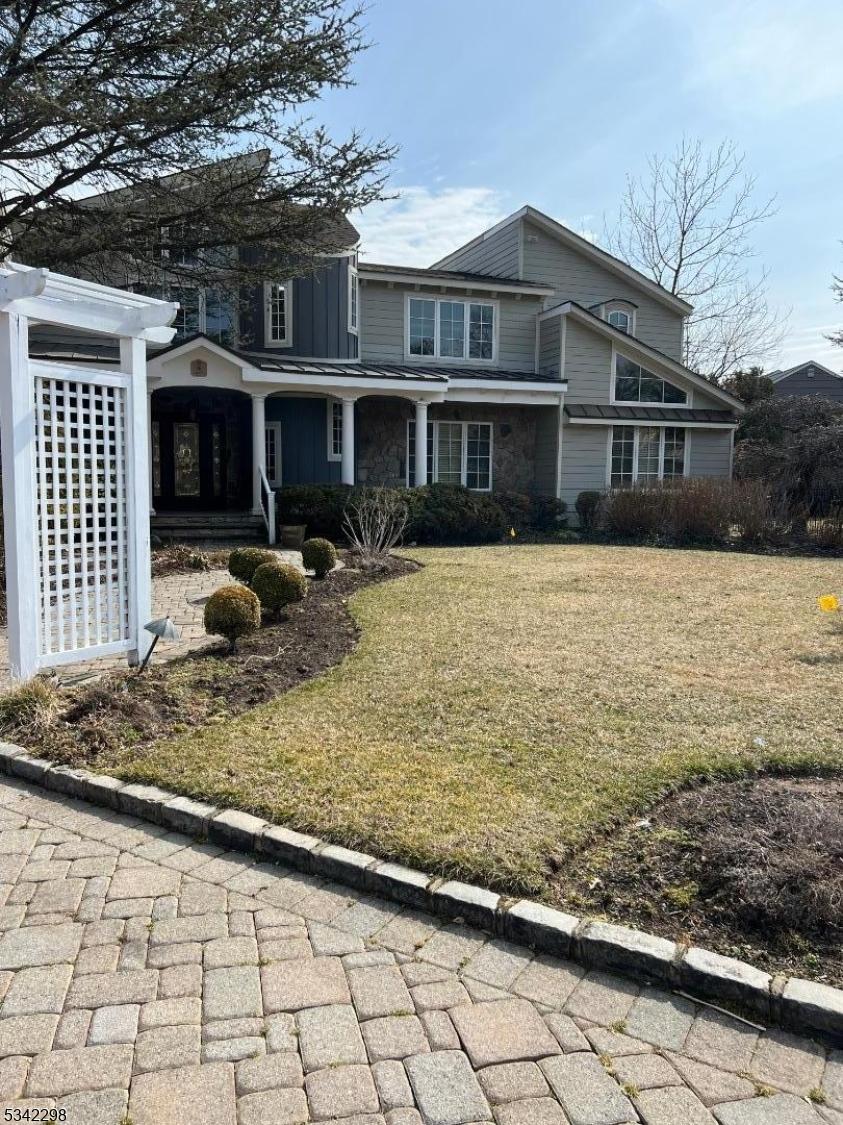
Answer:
[
  {"left": 432, "top": 205, "right": 693, "bottom": 317},
  {"left": 542, "top": 300, "right": 744, "bottom": 411},
  {"left": 768, "top": 360, "right": 842, "bottom": 383}
]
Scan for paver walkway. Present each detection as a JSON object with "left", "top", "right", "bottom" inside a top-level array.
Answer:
[
  {"left": 0, "top": 548, "right": 303, "bottom": 687},
  {"left": 0, "top": 778, "right": 837, "bottom": 1125}
]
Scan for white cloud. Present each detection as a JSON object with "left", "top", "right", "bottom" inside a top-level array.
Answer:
[
  {"left": 660, "top": 0, "right": 843, "bottom": 112},
  {"left": 353, "top": 186, "right": 509, "bottom": 266}
]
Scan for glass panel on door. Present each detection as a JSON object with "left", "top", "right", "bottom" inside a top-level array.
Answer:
[{"left": 174, "top": 422, "right": 201, "bottom": 497}]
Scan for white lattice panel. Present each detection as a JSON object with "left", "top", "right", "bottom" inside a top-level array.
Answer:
[{"left": 33, "top": 370, "right": 132, "bottom": 661}]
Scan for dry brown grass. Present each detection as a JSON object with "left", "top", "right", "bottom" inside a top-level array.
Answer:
[{"left": 100, "top": 544, "right": 842, "bottom": 899}]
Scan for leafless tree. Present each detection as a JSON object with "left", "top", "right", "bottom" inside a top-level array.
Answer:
[
  {"left": 343, "top": 489, "right": 408, "bottom": 568},
  {"left": 829, "top": 270, "right": 843, "bottom": 349},
  {"left": 607, "top": 139, "right": 785, "bottom": 382},
  {"left": 0, "top": 1, "right": 394, "bottom": 288}
]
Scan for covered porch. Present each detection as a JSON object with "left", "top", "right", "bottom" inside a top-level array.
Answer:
[{"left": 146, "top": 338, "right": 566, "bottom": 541}]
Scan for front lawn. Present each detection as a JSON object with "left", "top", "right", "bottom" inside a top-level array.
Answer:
[{"left": 100, "top": 544, "right": 841, "bottom": 899}]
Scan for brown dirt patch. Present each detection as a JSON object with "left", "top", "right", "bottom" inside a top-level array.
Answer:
[
  {"left": 11, "top": 554, "right": 416, "bottom": 769},
  {"left": 565, "top": 775, "right": 843, "bottom": 986}
]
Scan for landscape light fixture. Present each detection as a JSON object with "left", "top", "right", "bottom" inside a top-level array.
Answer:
[{"left": 138, "top": 615, "right": 181, "bottom": 673}]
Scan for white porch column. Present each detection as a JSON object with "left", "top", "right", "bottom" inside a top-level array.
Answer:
[
  {"left": 147, "top": 389, "right": 155, "bottom": 515},
  {"left": 341, "top": 396, "right": 356, "bottom": 486},
  {"left": 251, "top": 392, "right": 267, "bottom": 513},
  {"left": 0, "top": 311, "right": 39, "bottom": 680},
  {"left": 414, "top": 399, "right": 428, "bottom": 487},
  {"left": 121, "top": 335, "right": 153, "bottom": 668}
]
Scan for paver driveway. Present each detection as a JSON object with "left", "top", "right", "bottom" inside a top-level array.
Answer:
[{"left": 0, "top": 778, "right": 837, "bottom": 1125}]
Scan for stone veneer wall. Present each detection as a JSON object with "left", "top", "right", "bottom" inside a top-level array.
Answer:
[{"left": 355, "top": 397, "right": 540, "bottom": 494}]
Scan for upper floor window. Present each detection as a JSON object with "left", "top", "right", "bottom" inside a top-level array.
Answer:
[
  {"left": 264, "top": 281, "right": 292, "bottom": 347},
  {"left": 614, "top": 354, "right": 687, "bottom": 404},
  {"left": 602, "top": 300, "right": 636, "bottom": 335},
  {"left": 133, "top": 284, "right": 234, "bottom": 346},
  {"left": 608, "top": 309, "right": 630, "bottom": 333},
  {"left": 348, "top": 265, "right": 359, "bottom": 334},
  {"left": 408, "top": 297, "right": 496, "bottom": 362}
]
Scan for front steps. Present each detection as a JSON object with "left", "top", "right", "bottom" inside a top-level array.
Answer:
[{"left": 151, "top": 511, "right": 267, "bottom": 544}]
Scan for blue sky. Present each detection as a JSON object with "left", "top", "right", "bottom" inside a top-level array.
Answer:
[{"left": 317, "top": 0, "right": 843, "bottom": 372}]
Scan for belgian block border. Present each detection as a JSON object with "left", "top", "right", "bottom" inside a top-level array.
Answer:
[{"left": 1, "top": 742, "right": 840, "bottom": 1047}]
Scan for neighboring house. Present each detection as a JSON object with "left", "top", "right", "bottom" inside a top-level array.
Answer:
[
  {"left": 29, "top": 197, "right": 744, "bottom": 537},
  {"left": 768, "top": 360, "right": 843, "bottom": 402}
]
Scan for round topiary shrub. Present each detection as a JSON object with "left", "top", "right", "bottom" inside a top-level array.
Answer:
[
  {"left": 203, "top": 585, "right": 261, "bottom": 652},
  {"left": 301, "top": 537, "right": 337, "bottom": 579},
  {"left": 228, "top": 547, "right": 276, "bottom": 585},
  {"left": 251, "top": 562, "right": 307, "bottom": 616}
]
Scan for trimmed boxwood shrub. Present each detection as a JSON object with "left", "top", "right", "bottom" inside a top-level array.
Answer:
[
  {"left": 575, "top": 490, "right": 602, "bottom": 532},
  {"left": 204, "top": 585, "right": 261, "bottom": 652},
  {"left": 252, "top": 561, "right": 307, "bottom": 615},
  {"left": 228, "top": 547, "right": 276, "bottom": 585},
  {"left": 276, "top": 484, "right": 355, "bottom": 541},
  {"left": 406, "top": 484, "right": 507, "bottom": 544},
  {"left": 301, "top": 537, "right": 337, "bottom": 578}
]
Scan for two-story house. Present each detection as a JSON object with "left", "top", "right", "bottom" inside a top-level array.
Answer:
[
  {"left": 769, "top": 360, "right": 843, "bottom": 402},
  {"left": 31, "top": 200, "right": 743, "bottom": 537}
]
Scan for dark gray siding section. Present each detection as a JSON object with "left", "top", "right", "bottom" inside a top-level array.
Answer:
[
  {"left": 772, "top": 367, "right": 843, "bottom": 401},
  {"left": 534, "top": 405, "right": 560, "bottom": 496},
  {"left": 241, "top": 257, "right": 358, "bottom": 359},
  {"left": 437, "top": 222, "right": 521, "bottom": 277},
  {"left": 266, "top": 396, "right": 341, "bottom": 486}
]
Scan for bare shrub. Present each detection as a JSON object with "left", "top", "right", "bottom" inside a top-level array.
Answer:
[
  {"left": 601, "top": 487, "right": 669, "bottom": 538},
  {"left": 807, "top": 513, "right": 843, "bottom": 552},
  {"left": 343, "top": 488, "right": 408, "bottom": 568},
  {"left": 694, "top": 783, "right": 843, "bottom": 938},
  {"left": 664, "top": 478, "right": 731, "bottom": 543}
]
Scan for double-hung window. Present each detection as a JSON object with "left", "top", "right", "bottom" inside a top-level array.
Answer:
[
  {"left": 408, "top": 297, "right": 496, "bottom": 361},
  {"left": 327, "top": 400, "right": 343, "bottom": 461},
  {"left": 407, "top": 420, "right": 492, "bottom": 490},
  {"left": 610, "top": 426, "right": 686, "bottom": 486},
  {"left": 614, "top": 354, "right": 687, "bottom": 404},
  {"left": 264, "top": 281, "right": 292, "bottom": 346}
]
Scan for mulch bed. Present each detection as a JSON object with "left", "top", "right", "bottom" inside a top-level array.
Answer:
[
  {"left": 10, "top": 554, "right": 416, "bottom": 769},
  {"left": 564, "top": 775, "right": 843, "bottom": 987}
]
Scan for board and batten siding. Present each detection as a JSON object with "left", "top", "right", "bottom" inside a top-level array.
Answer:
[
  {"left": 241, "top": 257, "right": 358, "bottom": 359},
  {"left": 521, "top": 220, "right": 685, "bottom": 361},
  {"left": 359, "top": 281, "right": 541, "bottom": 372},
  {"left": 437, "top": 221, "right": 521, "bottom": 279}
]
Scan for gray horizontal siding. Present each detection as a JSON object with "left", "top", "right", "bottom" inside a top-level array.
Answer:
[
  {"left": 538, "top": 316, "right": 561, "bottom": 379},
  {"left": 359, "top": 281, "right": 540, "bottom": 373},
  {"left": 687, "top": 428, "right": 732, "bottom": 478},
  {"left": 439, "top": 222, "right": 520, "bottom": 278},
  {"left": 559, "top": 423, "right": 609, "bottom": 510},
  {"left": 522, "top": 220, "right": 685, "bottom": 360},
  {"left": 534, "top": 405, "right": 560, "bottom": 497},
  {"left": 563, "top": 320, "right": 613, "bottom": 405},
  {"left": 772, "top": 369, "right": 843, "bottom": 401}
]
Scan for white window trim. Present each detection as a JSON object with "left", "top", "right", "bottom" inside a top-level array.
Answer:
[
  {"left": 263, "top": 280, "right": 294, "bottom": 348},
  {"left": 610, "top": 345, "right": 688, "bottom": 408},
  {"left": 404, "top": 293, "right": 500, "bottom": 365},
  {"left": 601, "top": 300, "right": 637, "bottom": 335},
  {"left": 405, "top": 418, "right": 493, "bottom": 491},
  {"left": 327, "top": 399, "right": 342, "bottom": 462},
  {"left": 605, "top": 424, "right": 691, "bottom": 486},
  {"left": 347, "top": 264, "right": 359, "bottom": 335},
  {"left": 265, "top": 420, "right": 283, "bottom": 488}
]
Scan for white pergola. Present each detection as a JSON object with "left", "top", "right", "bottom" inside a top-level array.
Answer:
[{"left": 0, "top": 261, "right": 177, "bottom": 682}]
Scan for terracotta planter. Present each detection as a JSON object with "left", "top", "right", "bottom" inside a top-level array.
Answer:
[{"left": 279, "top": 524, "right": 307, "bottom": 549}]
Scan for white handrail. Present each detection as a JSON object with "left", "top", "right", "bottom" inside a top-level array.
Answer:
[{"left": 259, "top": 466, "right": 276, "bottom": 545}]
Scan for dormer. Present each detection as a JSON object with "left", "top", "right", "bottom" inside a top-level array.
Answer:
[{"left": 590, "top": 298, "right": 637, "bottom": 336}]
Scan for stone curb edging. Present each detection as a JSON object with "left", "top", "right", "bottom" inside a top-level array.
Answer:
[{"left": 1, "top": 741, "right": 840, "bottom": 1047}]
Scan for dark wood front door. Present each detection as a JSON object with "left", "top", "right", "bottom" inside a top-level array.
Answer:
[{"left": 152, "top": 390, "right": 251, "bottom": 511}]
